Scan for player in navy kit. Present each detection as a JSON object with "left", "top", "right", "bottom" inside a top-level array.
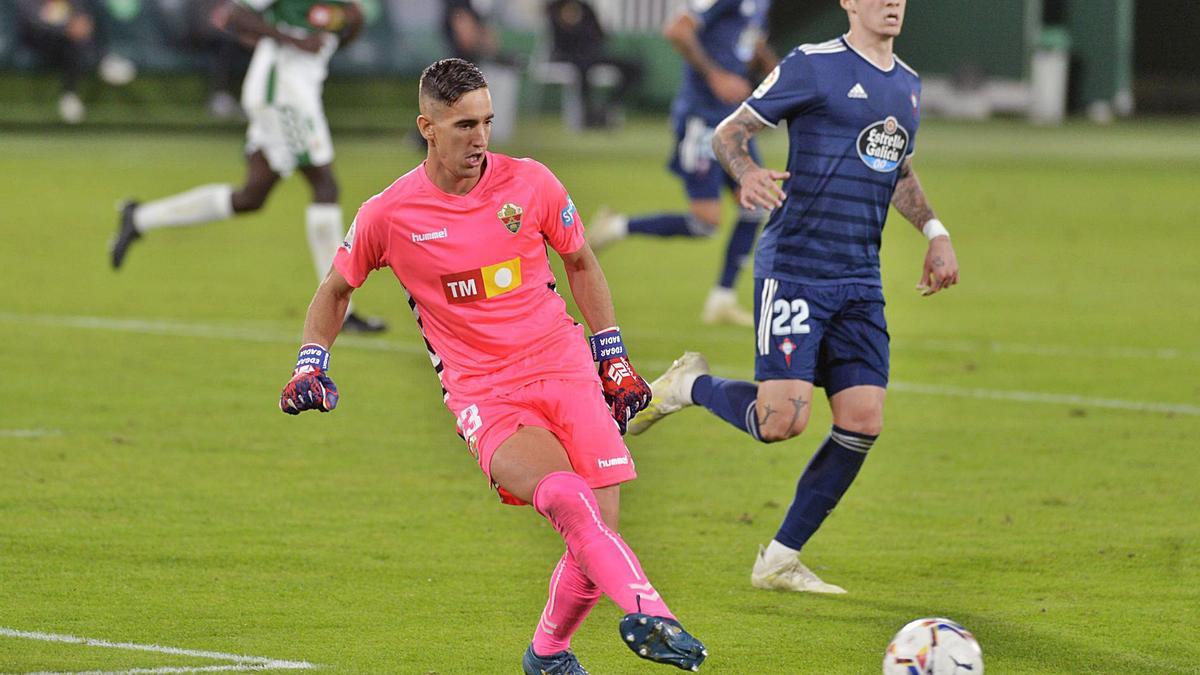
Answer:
[
  {"left": 629, "top": 0, "right": 960, "bottom": 593},
  {"left": 587, "top": 0, "right": 776, "bottom": 326}
]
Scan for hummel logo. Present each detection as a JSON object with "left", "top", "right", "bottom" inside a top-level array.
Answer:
[
  {"left": 412, "top": 228, "right": 448, "bottom": 243},
  {"left": 848, "top": 83, "right": 868, "bottom": 99}
]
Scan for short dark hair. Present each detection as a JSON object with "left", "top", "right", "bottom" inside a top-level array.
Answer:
[{"left": 419, "top": 58, "right": 488, "bottom": 107}]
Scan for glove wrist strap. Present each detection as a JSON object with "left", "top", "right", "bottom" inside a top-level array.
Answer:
[
  {"left": 296, "top": 343, "right": 331, "bottom": 371},
  {"left": 589, "top": 327, "right": 627, "bottom": 361}
]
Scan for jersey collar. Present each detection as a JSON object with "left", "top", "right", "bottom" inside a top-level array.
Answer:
[
  {"left": 418, "top": 152, "right": 496, "bottom": 203},
  {"left": 840, "top": 34, "right": 896, "bottom": 74}
]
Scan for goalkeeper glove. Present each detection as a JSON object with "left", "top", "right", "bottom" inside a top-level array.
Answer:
[
  {"left": 280, "top": 343, "right": 339, "bottom": 414},
  {"left": 589, "top": 327, "right": 651, "bottom": 435}
]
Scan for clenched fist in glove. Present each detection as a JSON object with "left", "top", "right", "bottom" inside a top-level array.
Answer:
[
  {"left": 280, "top": 343, "right": 340, "bottom": 414},
  {"left": 590, "top": 327, "right": 651, "bottom": 434}
]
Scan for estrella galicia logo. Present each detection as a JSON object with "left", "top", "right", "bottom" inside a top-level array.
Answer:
[
  {"left": 560, "top": 197, "right": 577, "bottom": 228},
  {"left": 856, "top": 116, "right": 909, "bottom": 173}
]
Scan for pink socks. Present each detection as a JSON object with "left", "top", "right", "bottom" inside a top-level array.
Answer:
[
  {"left": 532, "top": 550, "right": 601, "bottom": 655},
  {"left": 532, "top": 471, "right": 676, "bottom": 627}
]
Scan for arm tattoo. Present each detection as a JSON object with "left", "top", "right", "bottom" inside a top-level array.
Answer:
[
  {"left": 933, "top": 256, "right": 945, "bottom": 268},
  {"left": 891, "top": 158, "right": 936, "bottom": 230},
  {"left": 713, "top": 108, "right": 767, "bottom": 181}
]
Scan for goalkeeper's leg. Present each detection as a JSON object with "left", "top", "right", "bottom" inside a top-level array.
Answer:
[{"left": 491, "top": 427, "right": 706, "bottom": 670}]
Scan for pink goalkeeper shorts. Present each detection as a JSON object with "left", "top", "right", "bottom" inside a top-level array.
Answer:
[{"left": 448, "top": 378, "right": 637, "bottom": 505}]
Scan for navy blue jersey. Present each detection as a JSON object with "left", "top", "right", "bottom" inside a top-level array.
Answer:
[
  {"left": 671, "top": 0, "right": 771, "bottom": 126},
  {"left": 747, "top": 36, "right": 921, "bottom": 286}
]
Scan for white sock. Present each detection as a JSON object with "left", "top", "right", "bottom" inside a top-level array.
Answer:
[
  {"left": 707, "top": 286, "right": 737, "bottom": 303},
  {"left": 305, "top": 203, "right": 355, "bottom": 315},
  {"left": 765, "top": 539, "right": 800, "bottom": 564},
  {"left": 133, "top": 184, "right": 233, "bottom": 232}
]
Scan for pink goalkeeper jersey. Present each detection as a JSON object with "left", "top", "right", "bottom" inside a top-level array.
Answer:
[{"left": 333, "top": 152, "right": 598, "bottom": 403}]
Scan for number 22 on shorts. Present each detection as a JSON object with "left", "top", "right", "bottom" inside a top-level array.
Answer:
[{"left": 771, "top": 298, "right": 810, "bottom": 336}]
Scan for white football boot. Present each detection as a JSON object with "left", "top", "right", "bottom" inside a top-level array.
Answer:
[
  {"left": 750, "top": 544, "right": 847, "bottom": 594},
  {"left": 627, "top": 352, "right": 709, "bottom": 436},
  {"left": 700, "top": 287, "right": 755, "bottom": 327},
  {"left": 585, "top": 207, "right": 628, "bottom": 252},
  {"left": 57, "top": 92, "right": 85, "bottom": 125}
]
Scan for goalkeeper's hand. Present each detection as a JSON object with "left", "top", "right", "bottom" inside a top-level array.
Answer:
[
  {"left": 590, "top": 328, "right": 652, "bottom": 435},
  {"left": 280, "top": 343, "right": 339, "bottom": 414}
]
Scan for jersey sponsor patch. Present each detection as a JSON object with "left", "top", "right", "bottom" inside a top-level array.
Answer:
[
  {"left": 752, "top": 65, "right": 780, "bottom": 99},
  {"left": 497, "top": 202, "right": 523, "bottom": 233},
  {"left": 341, "top": 218, "right": 357, "bottom": 251},
  {"left": 856, "top": 116, "right": 909, "bottom": 173},
  {"left": 560, "top": 197, "right": 577, "bottom": 227},
  {"left": 441, "top": 257, "right": 523, "bottom": 304}
]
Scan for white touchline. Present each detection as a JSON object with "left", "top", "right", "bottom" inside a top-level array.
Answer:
[
  {"left": 0, "top": 429, "right": 62, "bottom": 438},
  {"left": 24, "top": 662, "right": 307, "bottom": 667},
  {"left": 4, "top": 312, "right": 1197, "bottom": 417},
  {"left": 0, "top": 627, "right": 314, "bottom": 673}
]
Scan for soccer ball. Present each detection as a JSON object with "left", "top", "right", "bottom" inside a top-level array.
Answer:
[{"left": 882, "top": 618, "right": 983, "bottom": 674}]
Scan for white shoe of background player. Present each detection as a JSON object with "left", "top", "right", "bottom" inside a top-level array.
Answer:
[
  {"left": 700, "top": 286, "right": 755, "bottom": 327},
  {"left": 586, "top": 206, "right": 629, "bottom": 252}
]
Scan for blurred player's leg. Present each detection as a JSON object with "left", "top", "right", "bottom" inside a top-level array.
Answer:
[
  {"left": 111, "top": 152, "right": 275, "bottom": 269},
  {"left": 701, "top": 206, "right": 761, "bottom": 327},
  {"left": 586, "top": 198, "right": 718, "bottom": 252},
  {"left": 300, "top": 164, "right": 386, "bottom": 334}
]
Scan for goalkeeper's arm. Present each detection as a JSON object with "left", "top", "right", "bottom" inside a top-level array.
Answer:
[
  {"left": 559, "top": 243, "right": 652, "bottom": 434},
  {"left": 303, "top": 267, "right": 356, "bottom": 350},
  {"left": 280, "top": 269, "right": 355, "bottom": 415}
]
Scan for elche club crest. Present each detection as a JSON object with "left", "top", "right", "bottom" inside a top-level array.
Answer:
[
  {"left": 856, "top": 115, "right": 909, "bottom": 173},
  {"left": 497, "top": 202, "right": 523, "bottom": 233}
]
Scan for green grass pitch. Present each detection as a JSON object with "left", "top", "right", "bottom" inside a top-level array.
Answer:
[{"left": 2, "top": 116, "right": 1198, "bottom": 673}]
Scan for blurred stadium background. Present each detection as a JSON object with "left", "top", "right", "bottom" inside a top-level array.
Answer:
[
  {"left": 1, "top": 0, "right": 1199, "bottom": 126},
  {"left": 2, "top": 1, "right": 1198, "bottom": 673}
]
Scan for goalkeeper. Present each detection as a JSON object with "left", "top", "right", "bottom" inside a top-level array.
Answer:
[{"left": 279, "top": 58, "right": 707, "bottom": 673}]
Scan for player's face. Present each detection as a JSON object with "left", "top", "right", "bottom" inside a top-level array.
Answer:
[
  {"left": 845, "top": 0, "right": 905, "bottom": 38},
  {"left": 429, "top": 88, "right": 494, "bottom": 179}
]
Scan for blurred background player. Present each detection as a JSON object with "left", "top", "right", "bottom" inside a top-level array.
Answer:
[
  {"left": 544, "top": 0, "right": 643, "bottom": 129},
  {"left": 108, "top": 0, "right": 385, "bottom": 333},
  {"left": 442, "top": 0, "right": 500, "bottom": 64},
  {"left": 587, "top": 0, "right": 776, "bottom": 326},
  {"left": 278, "top": 58, "right": 707, "bottom": 673},
  {"left": 14, "top": 0, "right": 137, "bottom": 124},
  {"left": 186, "top": 0, "right": 253, "bottom": 120},
  {"left": 629, "top": 0, "right": 960, "bottom": 593}
]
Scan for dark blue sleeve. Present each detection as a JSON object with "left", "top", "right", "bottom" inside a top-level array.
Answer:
[
  {"left": 688, "top": 0, "right": 739, "bottom": 26},
  {"left": 745, "top": 49, "right": 822, "bottom": 127},
  {"left": 907, "top": 79, "right": 922, "bottom": 157}
]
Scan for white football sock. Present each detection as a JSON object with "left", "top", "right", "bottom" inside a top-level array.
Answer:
[
  {"left": 765, "top": 539, "right": 801, "bottom": 564},
  {"left": 133, "top": 184, "right": 233, "bottom": 232},
  {"left": 305, "top": 203, "right": 355, "bottom": 315}
]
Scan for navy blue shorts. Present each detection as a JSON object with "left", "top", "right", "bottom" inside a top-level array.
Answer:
[
  {"left": 753, "top": 278, "right": 890, "bottom": 394},
  {"left": 668, "top": 114, "right": 761, "bottom": 200}
]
